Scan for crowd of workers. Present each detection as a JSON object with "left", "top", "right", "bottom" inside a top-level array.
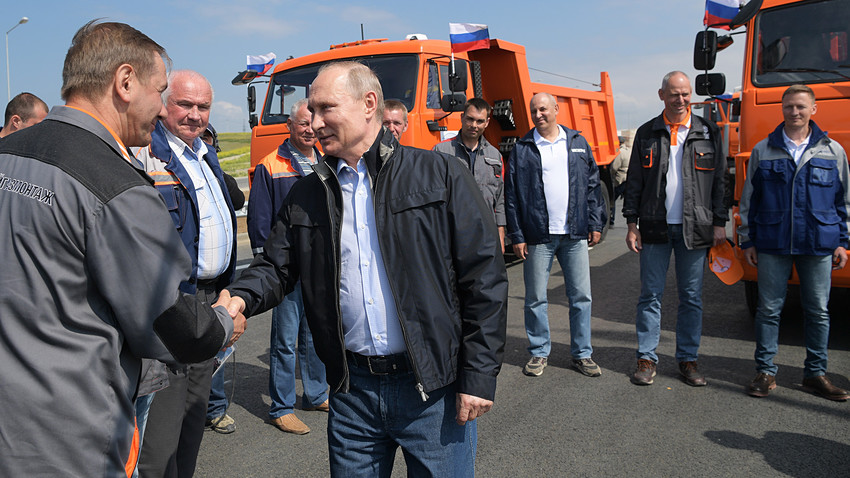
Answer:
[{"left": 0, "top": 19, "right": 848, "bottom": 478}]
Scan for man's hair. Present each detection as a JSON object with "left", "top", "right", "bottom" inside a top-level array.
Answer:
[
  {"left": 4, "top": 92, "right": 48, "bottom": 125},
  {"left": 290, "top": 97, "right": 309, "bottom": 118},
  {"left": 463, "top": 97, "right": 492, "bottom": 116},
  {"left": 317, "top": 61, "right": 384, "bottom": 120},
  {"left": 61, "top": 20, "right": 170, "bottom": 102},
  {"left": 660, "top": 71, "right": 690, "bottom": 91},
  {"left": 163, "top": 70, "right": 214, "bottom": 103},
  {"left": 383, "top": 99, "right": 408, "bottom": 119},
  {"left": 782, "top": 84, "right": 816, "bottom": 102}
]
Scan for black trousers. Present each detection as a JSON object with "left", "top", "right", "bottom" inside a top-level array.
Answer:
[{"left": 138, "top": 284, "right": 219, "bottom": 478}]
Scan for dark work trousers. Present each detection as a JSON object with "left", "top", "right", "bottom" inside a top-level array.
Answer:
[{"left": 138, "top": 283, "right": 219, "bottom": 478}]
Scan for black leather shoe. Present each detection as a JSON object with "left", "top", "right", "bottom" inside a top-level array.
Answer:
[
  {"left": 802, "top": 375, "right": 850, "bottom": 401},
  {"left": 678, "top": 361, "right": 707, "bottom": 387},
  {"left": 748, "top": 373, "right": 776, "bottom": 397}
]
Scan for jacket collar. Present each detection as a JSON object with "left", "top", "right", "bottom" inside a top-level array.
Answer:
[
  {"left": 518, "top": 124, "right": 578, "bottom": 145},
  {"left": 767, "top": 120, "right": 827, "bottom": 151},
  {"left": 278, "top": 139, "right": 322, "bottom": 177}
]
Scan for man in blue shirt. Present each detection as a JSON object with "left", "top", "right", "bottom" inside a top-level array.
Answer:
[{"left": 216, "top": 61, "right": 508, "bottom": 477}]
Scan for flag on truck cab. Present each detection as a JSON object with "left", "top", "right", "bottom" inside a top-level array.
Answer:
[
  {"left": 704, "top": 0, "right": 740, "bottom": 30},
  {"left": 247, "top": 53, "right": 276, "bottom": 75},
  {"left": 449, "top": 23, "right": 490, "bottom": 53}
]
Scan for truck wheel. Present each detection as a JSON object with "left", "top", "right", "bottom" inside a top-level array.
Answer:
[
  {"left": 599, "top": 181, "right": 611, "bottom": 244},
  {"left": 744, "top": 280, "right": 758, "bottom": 318}
]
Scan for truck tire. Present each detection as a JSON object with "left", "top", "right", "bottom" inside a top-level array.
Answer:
[{"left": 744, "top": 280, "right": 758, "bottom": 318}]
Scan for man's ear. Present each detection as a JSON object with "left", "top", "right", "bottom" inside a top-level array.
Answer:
[
  {"left": 363, "top": 91, "right": 378, "bottom": 119},
  {"left": 114, "top": 63, "right": 135, "bottom": 103},
  {"left": 8, "top": 114, "right": 23, "bottom": 130}
]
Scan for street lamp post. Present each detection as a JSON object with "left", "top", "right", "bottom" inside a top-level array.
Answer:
[{"left": 6, "top": 17, "right": 29, "bottom": 103}]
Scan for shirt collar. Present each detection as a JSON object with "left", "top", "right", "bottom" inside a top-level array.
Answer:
[
  {"left": 781, "top": 127, "right": 811, "bottom": 149},
  {"left": 163, "top": 125, "right": 207, "bottom": 160},
  {"left": 533, "top": 126, "right": 566, "bottom": 146},
  {"left": 663, "top": 111, "right": 691, "bottom": 146}
]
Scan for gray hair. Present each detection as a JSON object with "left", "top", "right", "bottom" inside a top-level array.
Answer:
[
  {"left": 162, "top": 69, "right": 214, "bottom": 103},
  {"left": 660, "top": 71, "right": 690, "bottom": 91},
  {"left": 290, "top": 97, "right": 309, "bottom": 118}
]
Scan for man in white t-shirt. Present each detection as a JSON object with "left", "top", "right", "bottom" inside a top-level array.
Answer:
[
  {"left": 505, "top": 93, "right": 607, "bottom": 378},
  {"left": 622, "top": 71, "right": 727, "bottom": 387}
]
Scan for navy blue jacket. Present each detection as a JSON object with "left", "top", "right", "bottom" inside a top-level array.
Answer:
[
  {"left": 138, "top": 122, "right": 238, "bottom": 293},
  {"left": 504, "top": 125, "right": 606, "bottom": 245},
  {"left": 247, "top": 139, "right": 321, "bottom": 254},
  {"left": 739, "top": 121, "right": 850, "bottom": 255}
]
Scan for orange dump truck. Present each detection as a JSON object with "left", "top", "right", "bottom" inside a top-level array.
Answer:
[
  {"left": 694, "top": 0, "right": 850, "bottom": 313},
  {"left": 235, "top": 35, "right": 619, "bottom": 236}
]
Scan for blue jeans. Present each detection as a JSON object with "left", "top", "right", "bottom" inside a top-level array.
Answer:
[
  {"left": 269, "top": 282, "right": 328, "bottom": 419},
  {"left": 754, "top": 253, "right": 832, "bottom": 378},
  {"left": 635, "top": 224, "right": 707, "bottom": 363},
  {"left": 206, "top": 370, "right": 227, "bottom": 420},
  {"left": 132, "top": 392, "right": 156, "bottom": 478},
  {"left": 523, "top": 235, "right": 593, "bottom": 359},
  {"left": 328, "top": 360, "right": 476, "bottom": 478}
]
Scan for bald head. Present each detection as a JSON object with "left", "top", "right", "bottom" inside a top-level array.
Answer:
[
  {"left": 162, "top": 70, "right": 213, "bottom": 145},
  {"left": 529, "top": 92, "right": 560, "bottom": 138},
  {"left": 658, "top": 71, "right": 691, "bottom": 122}
]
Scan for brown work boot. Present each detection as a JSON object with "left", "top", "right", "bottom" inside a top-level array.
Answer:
[
  {"left": 802, "top": 375, "right": 850, "bottom": 401},
  {"left": 304, "top": 399, "right": 329, "bottom": 412},
  {"left": 631, "top": 359, "right": 656, "bottom": 385},
  {"left": 678, "top": 361, "right": 707, "bottom": 387},
  {"left": 748, "top": 373, "right": 776, "bottom": 397},
  {"left": 270, "top": 414, "right": 310, "bottom": 435}
]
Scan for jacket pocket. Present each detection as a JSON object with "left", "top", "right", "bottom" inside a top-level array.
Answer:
[
  {"left": 753, "top": 210, "right": 785, "bottom": 250},
  {"left": 808, "top": 158, "right": 836, "bottom": 186},
  {"left": 640, "top": 142, "right": 656, "bottom": 168},
  {"left": 484, "top": 156, "right": 502, "bottom": 178},
  {"left": 757, "top": 159, "right": 788, "bottom": 183},
  {"left": 811, "top": 209, "right": 841, "bottom": 250},
  {"left": 389, "top": 188, "right": 448, "bottom": 213},
  {"left": 693, "top": 143, "right": 715, "bottom": 171},
  {"left": 158, "top": 185, "right": 185, "bottom": 232}
]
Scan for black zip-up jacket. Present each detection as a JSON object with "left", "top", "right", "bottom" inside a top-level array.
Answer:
[
  {"left": 229, "top": 129, "right": 508, "bottom": 401},
  {"left": 622, "top": 112, "right": 727, "bottom": 249}
]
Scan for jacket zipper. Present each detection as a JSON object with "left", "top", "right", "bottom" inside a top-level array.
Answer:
[
  {"left": 317, "top": 165, "right": 350, "bottom": 394},
  {"left": 372, "top": 151, "right": 429, "bottom": 402}
]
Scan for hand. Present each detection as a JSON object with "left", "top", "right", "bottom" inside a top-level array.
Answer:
[
  {"left": 587, "top": 231, "right": 602, "bottom": 247},
  {"left": 226, "top": 312, "right": 246, "bottom": 347},
  {"left": 512, "top": 242, "right": 528, "bottom": 260},
  {"left": 713, "top": 226, "right": 726, "bottom": 247},
  {"left": 743, "top": 246, "right": 758, "bottom": 267},
  {"left": 833, "top": 247, "right": 847, "bottom": 270},
  {"left": 498, "top": 227, "right": 506, "bottom": 254},
  {"left": 626, "top": 224, "right": 642, "bottom": 253},
  {"left": 213, "top": 289, "right": 246, "bottom": 318},
  {"left": 455, "top": 393, "right": 493, "bottom": 426}
]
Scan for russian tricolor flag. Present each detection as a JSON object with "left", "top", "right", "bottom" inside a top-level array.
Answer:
[
  {"left": 247, "top": 52, "right": 276, "bottom": 75},
  {"left": 704, "top": 0, "right": 740, "bottom": 30},
  {"left": 449, "top": 23, "right": 490, "bottom": 53}
]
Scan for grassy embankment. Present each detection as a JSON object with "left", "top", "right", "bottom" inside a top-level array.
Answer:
[{"left": 217, "top": 132, "right": 252, "bottom": 177}]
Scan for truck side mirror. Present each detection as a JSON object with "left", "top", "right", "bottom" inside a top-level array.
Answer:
[
  {"left": 449, "top": 59, "right": 468, "bottom": 92},
  {"left": 694, "top": 31, "right": 718, "bottom": 70},
  {"left": 248, "top": 85, "right": 256, "bottom": 114},
  {"left": 231, "top": 70, "right": 258, "bottom": 86},
  {"left": 695, "top": 73, "right": 726, "bottom": 96},
  {"left": 249, "top": 113, "right": 258, "bottom": 129},
  {"left": 441, "top": 93, "right": 466, "bottom": 112}
]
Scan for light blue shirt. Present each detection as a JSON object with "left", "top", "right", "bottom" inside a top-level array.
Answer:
[
  {"left": 165, "top": 128, "right": 233, "bottom": 279},
  {"left": 336, "top": 158, "right": 405, "bottom": 356},
  {"left": 782, "top": 128, "right": 811, "bottom": 166}
]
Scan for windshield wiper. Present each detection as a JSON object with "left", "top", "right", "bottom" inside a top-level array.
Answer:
[{"left": 763, "top": 68, "right": 850, "bottom": 82}]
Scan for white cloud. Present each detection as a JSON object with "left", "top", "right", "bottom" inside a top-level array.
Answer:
[{"left": 210, "top": 101, "right": 245, "bottom": 133}]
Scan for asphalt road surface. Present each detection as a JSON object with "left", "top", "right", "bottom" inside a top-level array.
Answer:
[{"left": 195, "top": 210, "right": 850, "bottom": 477}]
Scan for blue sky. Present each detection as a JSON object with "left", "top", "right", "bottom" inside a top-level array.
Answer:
[{"left": 3, "top": 0, "right": 746, "bottom": 132}]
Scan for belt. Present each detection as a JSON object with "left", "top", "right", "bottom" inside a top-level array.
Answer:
[
  {"left": 346, "top": 351, "right": 410, "bottom": 375},
  {"left": 196, "top": 278, "right": 219, "bottom": 291}
]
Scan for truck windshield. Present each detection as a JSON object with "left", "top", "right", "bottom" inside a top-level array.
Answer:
[
  {"left": 262, "top": 54, "right": 419, "bottom": 125},
  {"left": 753, "top": 0, "right": 850, "bottom": 86}
]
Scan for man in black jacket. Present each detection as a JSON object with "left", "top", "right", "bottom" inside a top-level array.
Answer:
[
  {"left": 623, "top": 71, "right": 727, "bottom": 387},
  {"left": 215, "top": 61, "right": 507, "bottom": 477}
]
